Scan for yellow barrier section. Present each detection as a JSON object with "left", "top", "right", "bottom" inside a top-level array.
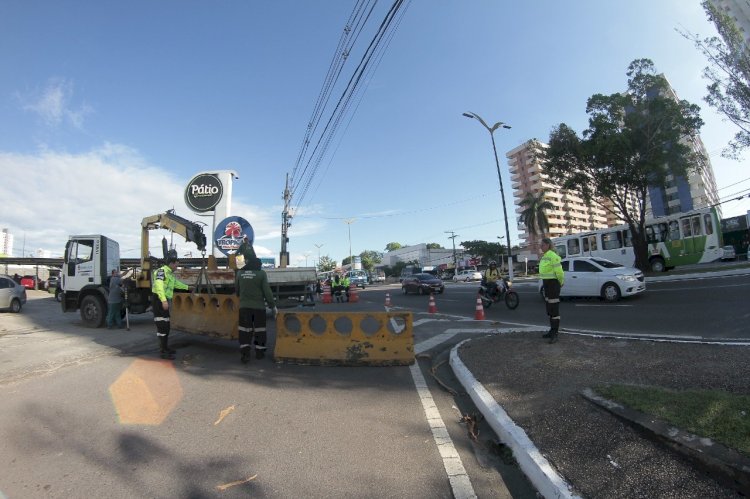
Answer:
[
  {"left": 274, "top": 311, "right": 414, "bottom": 366},
  {"left": 171, "top": 293, "right": 239, "bottom": 339}
]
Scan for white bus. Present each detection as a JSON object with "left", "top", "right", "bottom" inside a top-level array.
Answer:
[{"left": 551, "top": 207, "right": 723, "bottom": 272}]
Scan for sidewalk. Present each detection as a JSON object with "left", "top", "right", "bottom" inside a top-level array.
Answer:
[{"left": 452, "top": 331, "right": 750, "bottom": 498}]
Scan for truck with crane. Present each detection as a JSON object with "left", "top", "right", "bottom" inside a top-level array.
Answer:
[{"left": 60, "top": 210, "right": 317, "bottom": 336}]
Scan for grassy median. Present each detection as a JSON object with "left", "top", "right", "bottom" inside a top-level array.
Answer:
[{"left": 595, "top": 384, "right": 750, "bottom": 458}]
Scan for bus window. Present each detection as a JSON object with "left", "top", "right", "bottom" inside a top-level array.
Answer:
[
  {"left": 692, "top": 216, "right": 702, "bottom": 236},
  {"left": 659, "top": 223, "right": 669, "bottom": 241},
  {"left": 646, "top": 225, "right": 656, "bottom": 243},
  {"left": 669, "top": 221, "right": 680, "bottom": 240},
  {"left": 567, "top": 239, "right": 580, "bottom": 255},
  {"left": 602, "top": 231, "right": 622, "bottom": 250},
  {"left": 704, "top": 214, "right": 714, "bottom": 235},
  {"left": 681, "top": 218, "right": 692, "bottom": 237},
  {"left": 623, "top": 229, "right": 633, "bottom": 247}
]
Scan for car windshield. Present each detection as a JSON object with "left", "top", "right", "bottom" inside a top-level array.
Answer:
[{"left": 591, "top": 258, "right": 623, "bottom": 269}]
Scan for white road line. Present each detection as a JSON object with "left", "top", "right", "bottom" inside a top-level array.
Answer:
[{"left": 410, "top": 362, "right": 476, "bottom": 499}]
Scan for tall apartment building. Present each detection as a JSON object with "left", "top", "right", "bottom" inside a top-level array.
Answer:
[
  {"left": 645, "top": 79, "right": 721, "bottom": 218},
  {"left": 507, "top": 140, "right": 609, "bottom": 255},
  {"left": 0, "top": 229, "right": 13, "bottom": 256}
]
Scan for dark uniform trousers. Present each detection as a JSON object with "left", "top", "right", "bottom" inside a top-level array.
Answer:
[
  {"left": 152, "top": 294, "right": 171, "bottom": 339},
  {"left": 238, "top": 307, "right": 267, "bottom": 352},
  {"left": 542, "top": 279, "right": 561, "bottom": 333}
]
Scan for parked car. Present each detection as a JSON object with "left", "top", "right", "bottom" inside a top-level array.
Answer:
[
  {"left": 20, "top": 275, "right": 45, "bottom": 290},
  {"left": 0, "top": 274, "right": 27, "bottom": 312},
  {"left": 721, "top": 245, "right": 736, "bottom": 261},
  {"left": 47, "top": 276, "right": 60, "bottom": 288},
  {"left": 402, "top": 273, "right": 445, "bottom": 295},
  {"left": 538, "top": 257, "right": 645, "bottom": 302},
  {"left": 452, "top": 270, "right": 482, "bottom": 282}
]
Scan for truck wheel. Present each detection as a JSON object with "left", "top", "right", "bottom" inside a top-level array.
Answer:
[{"left": 80, "top": 295, "right": 106, "bottom": 328}]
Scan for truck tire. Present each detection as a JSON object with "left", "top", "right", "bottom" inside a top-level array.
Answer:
[{"left": 80, "top": 295, "right": 106, "bottom": 328}]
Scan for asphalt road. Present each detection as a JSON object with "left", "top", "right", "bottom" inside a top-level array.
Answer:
[
  {"left": 0, "top": 292, "right": 535, "bottom": 499},
  {"left": 363, "top": 273, "right": 750, "bottom": 339}
]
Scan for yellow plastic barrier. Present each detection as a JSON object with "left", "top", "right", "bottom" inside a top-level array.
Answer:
[
  {"left": 274, "top": 311, "right": 414, "bottom": 366},
  {"left": 171, "top": 293, "right": 239, "bottom": 339}
]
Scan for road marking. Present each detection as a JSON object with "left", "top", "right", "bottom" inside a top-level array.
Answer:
[
  {"left": 410, "top": 362, "right": 476, "bottom": 499},
  {"left": 573, "top": 304, "right": 633, "bottom": 307},
  {"left": 646, "top": 282, "right": 750, "bottom": 292}
]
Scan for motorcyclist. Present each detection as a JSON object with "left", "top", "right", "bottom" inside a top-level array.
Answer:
[{"left": 483, "top": 261, "right": 503, "bottom": 299}]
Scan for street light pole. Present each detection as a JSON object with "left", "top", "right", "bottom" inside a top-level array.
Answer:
[
  {"left": 445, "top": 231, "right": 458, "bottom": 275},
  {"left": 314, "top": 243, "right": 324, "bottom": 269},
  {"left": 344, "top": 219, "right": 355, "bottom": 271},
  {"left": 463, "top": 111, "right": 514, "bottom": 280},
  {"left": 497, "top": 236, "right": 505, "bottom": 273}
]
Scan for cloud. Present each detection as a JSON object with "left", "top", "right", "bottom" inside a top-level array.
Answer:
[
  {"left": 19, "top": 78, "right": 92, "bottom": 129},
  {"left": 0, "top": 145, "right": 281, "bottom": 259}
]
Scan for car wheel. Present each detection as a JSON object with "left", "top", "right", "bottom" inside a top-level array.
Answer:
[
  {"left": 10, "top": 298, "right": 21, "bottom": 313},
  {"left": 55, "top": 288, "right": 63, "bottom": 302},
  {"left": 601, "top": 282, "right": 621, "bottom": 302}
]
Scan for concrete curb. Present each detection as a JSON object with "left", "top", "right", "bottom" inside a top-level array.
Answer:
[
  {"left": 449, "top": 338, "right": 579, "bottom": 499},
  {"left": 581, "top": 388, "right": 750, "bottom": 496}
]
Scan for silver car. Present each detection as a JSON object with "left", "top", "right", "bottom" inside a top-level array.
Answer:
[
  {"left": 538, "top": 257, "right": 645, "bottom": 302},
  {"left": 0, "top": 274, "right": 27, "bottom": 312}
]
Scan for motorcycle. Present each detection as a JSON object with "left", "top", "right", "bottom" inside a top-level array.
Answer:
[{"left": 478, "top": 277, "right": 520, "bottom": 309}]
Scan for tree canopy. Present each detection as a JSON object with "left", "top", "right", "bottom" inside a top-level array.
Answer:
[
  {"left": 682, "top": 1, "right": 750, "bottom": 158},
  {"left": 317, "top": 255, "right": 336, "bottom": 272},
  {"left": 460, "top": 240, "right": 507, "bottom": 265},
  {"left": 426, "top": 243, "right": 443, "bottom": 249},
  {"left": 384, "top": 242, "right": 402, "bottom": 252},
  {"left": 542, "top": 59, "right": 704, "bottom": 270}
]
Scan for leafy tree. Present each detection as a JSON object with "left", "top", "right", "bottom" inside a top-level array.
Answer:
[
  {"left": 519, "top": 190, "right": 554, "bottom": 244},
  {"left": 426, "top": 243, "right": 443, "bottom": 249},
  {"left": 384, "top": 242, "right": 402, "bottom": 252},
  {"left": 317, "top": 255, "right": 336, "bottom": 272},
  {"left": 460, "top": 240, "right": 505, "bottom": 266},
  {"left": 542, "top": 59, "right": 704, "bottom": 271},
  {"left": 359, "top": 250, "right": 383, "bottom": 271},
  {"left": 682, "top": 1, "right": 750, "bottom": 158}
]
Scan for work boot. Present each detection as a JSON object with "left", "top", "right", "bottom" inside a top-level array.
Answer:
[
  {"left": 240, "top": 346, "right": 251, "bottom": 364},
  {"left": 542, "top": 329, "right": 553, "bottom": 338},
  {"left": 159, "top": 337, "right": 176, "bottom": 359},
  {"left": 547, "top": 332, "right": 559, "bottom": 344}
]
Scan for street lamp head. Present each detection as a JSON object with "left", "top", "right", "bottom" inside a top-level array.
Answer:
[{"left": 462, "top": 112, "right": 474, "bottom": 119}]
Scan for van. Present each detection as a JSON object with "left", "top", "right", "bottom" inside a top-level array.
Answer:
[{"left": 347, "top": 270, "right": 368, "bottom": 288}]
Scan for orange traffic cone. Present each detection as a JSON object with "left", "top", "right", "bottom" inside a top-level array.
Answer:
[
  {"left": 474, "top": 295, "right": 485, "bottom": 320},
  {"left": 428, "top": 294, "right": 437, "bottom": 313},
  {"left": 349, "top": 283, "right": 359, "bottom": 303},
  {"left": 322, "top": 284, "right": 332, "bottom": 304},
  {"left": 385, "top": 292, "right": 391, "bottom": 307}
]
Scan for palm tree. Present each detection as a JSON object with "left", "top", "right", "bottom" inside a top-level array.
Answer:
[{"left": 519, "top": 191, "right": 554, "bottom": 251}]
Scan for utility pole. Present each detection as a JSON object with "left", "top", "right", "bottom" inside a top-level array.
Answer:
[
  {"left": 280, "top": 173, "right": 291, "bottom": 268},
  {"left": 445, "top": 231, "right": 458, "bottom": 275},
  {"left": 314, "top": 243, "right": 324, "bottom": 269},
  {"left": 344, "top": 219, "right": 355, "bottom": 271}
]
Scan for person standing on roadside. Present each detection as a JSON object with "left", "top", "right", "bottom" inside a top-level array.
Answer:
[
  {"left": 106, "top": 269, "right": 125, "bottom": 329},
  {"left": 152, "top": 251, "right": 189, "bottom": 359},
  {"left": 539, "top": 238, "right": 564, "bottom": 344},
  {"left": 236, "top": 238, "right": 278, "bottom": 364}
]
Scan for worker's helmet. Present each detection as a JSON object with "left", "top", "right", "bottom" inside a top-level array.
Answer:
[
  {"left": 489, "top": 260, "right": 497, "bottom": 267},
  {"left": 166, "top": 249, "right": 179, "bottom": 264}
]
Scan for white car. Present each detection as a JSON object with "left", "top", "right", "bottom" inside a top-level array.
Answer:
[
  {"left": 538, "top": 257, "right": 645, "bottom": 302},
  {"left": 453, "top": 270, "right": 482, "bottom": 282},
  {"left": 721, "top": 245, "right": 736, "bottom": 261}
]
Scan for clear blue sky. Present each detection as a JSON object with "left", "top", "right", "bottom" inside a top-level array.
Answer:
[{"left": 1, "top": 0, "right": 748, "bottom": 264}]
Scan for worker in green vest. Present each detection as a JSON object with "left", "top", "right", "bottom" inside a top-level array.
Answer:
[{"left": 539, "top": 238, "right": 564, "bottom": 344}]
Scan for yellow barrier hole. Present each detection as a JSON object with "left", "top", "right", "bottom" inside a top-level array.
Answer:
[
  {"left": 333, "top": 316, "right": 353, "bottom": 336},
  {"left": 222, "top": 299, "right": 235, "bottom": 313},
  {"left": 386, "top": 315, "right": 407, "bottom": 335},
  {"left": 283, "top": 314, "right": 302, "bottom": 336},
  {"left": 196, "top": 297, "right": 207, "bottom": 310},
  {"left": 308, "top": 314, "right": 327, "bottom": 336},
  {"left": 360, "top": 315, "right": 382, "bottom": 337},
  {"left": 182, "top": 296, "right": 193, "bottom": 311},
  {"left": 210, "top": 297, "right": 220, "bottom": 310}
]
